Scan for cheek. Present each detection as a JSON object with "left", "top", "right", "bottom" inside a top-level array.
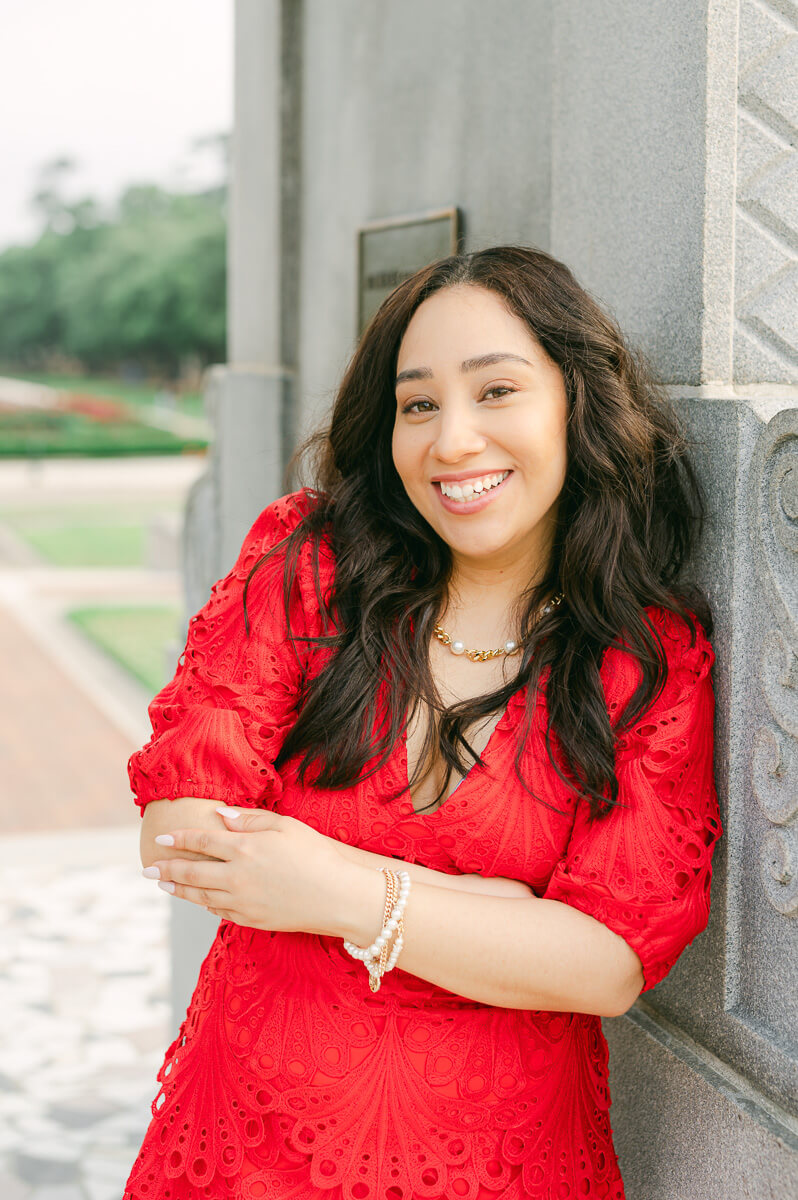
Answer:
[
  {"left": 390, "top": 427, "right": 407, "bottom": 478},
  {"left": 391, "top": 428, "right": 423, "bottom": 487},
  {"left": 518, "top": 419, "right": 567, "bottom": 479}
]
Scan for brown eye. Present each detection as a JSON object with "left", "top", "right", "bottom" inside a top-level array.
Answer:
[{"left": 401, "top": 399, "right": 435, "bottom": 415}]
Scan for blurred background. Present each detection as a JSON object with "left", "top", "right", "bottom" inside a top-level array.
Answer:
[{"left": 0, "top": 3, "right": 230, "bottom": 1197}]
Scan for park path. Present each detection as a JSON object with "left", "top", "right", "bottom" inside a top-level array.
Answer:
[{"left": 0, "top": 455, "right": 205, "bottom": 1199}]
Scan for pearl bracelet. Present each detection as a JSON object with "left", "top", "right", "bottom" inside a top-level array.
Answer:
[{"left": 342, "top": 868, "right": 411, "bottom": 991}]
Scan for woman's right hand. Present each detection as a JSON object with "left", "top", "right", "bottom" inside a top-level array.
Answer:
[{"left": 140, "top": 800, "right": 538, "bottom": 902}]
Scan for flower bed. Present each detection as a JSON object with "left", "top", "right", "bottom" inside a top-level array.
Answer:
[{"left": 0, "top": 407, "right": 208, "bottom": 457}]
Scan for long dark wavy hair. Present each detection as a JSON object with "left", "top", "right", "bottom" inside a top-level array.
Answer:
[{"left": 242, "top": 244, "right": 712, "bottom": 820}]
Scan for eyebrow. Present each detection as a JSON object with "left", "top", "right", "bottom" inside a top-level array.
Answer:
[{"left": 395, "top": 352, "right": 534, "bottom": 388}]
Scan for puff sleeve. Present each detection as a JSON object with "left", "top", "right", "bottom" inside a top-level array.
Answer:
[
  {"left": 127, "top": 490, "right": 317, "bottom": 814},
  {"left": 542, "top": 607, "right": 723, "bottom": 993}
]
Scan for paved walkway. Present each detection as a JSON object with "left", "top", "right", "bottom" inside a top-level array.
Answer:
[
  {"left": 0, "top": 605, "right": 138, "bottom": 835},
  {"left": 0, "top": 826, "right": 169, "bottom": 1200},
  {"left": 0, "top": 456, "right": 202, "bottom": 1198}
]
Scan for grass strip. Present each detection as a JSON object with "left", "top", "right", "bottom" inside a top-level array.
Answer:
[{"left": 67, "top": 605, "right": 182, "bottom": 693}]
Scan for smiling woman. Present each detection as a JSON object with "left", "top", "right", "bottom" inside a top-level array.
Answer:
[{"left": 124, "top": 245, "right": 722, "bottom": 1200}]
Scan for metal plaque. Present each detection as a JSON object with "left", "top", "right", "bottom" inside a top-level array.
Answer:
[{"left": 356, "top": 206, "right": 462, "bottom": 336}]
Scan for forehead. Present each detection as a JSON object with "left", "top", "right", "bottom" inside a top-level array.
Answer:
[{"left": 396, "top": 286, "right": 540, "bottom": 374}]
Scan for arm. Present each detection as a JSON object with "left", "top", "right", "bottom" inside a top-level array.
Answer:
[
  {"left": 141, "top": 797, "right": 535, "bottom": 898},
  {"left": 338, "top": 866, "right": 644, "bottom": 1016},
  {"left": 140, "top": 798, "right": 229, "bottom": 867},
  {"left": 334, "top": 619, "right": 720, "bottom": 1016},
  {"left": 148, "top": 807, "right": 643, "bottom": 1016}
]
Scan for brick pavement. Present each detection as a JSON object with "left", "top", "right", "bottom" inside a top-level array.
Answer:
[{"left": 0, "top": 604, "right": 139, "bottom": 835}]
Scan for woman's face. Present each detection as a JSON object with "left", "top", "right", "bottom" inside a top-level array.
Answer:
[{"left": 391, "top": 284, "right": 569, "bottom": 580}]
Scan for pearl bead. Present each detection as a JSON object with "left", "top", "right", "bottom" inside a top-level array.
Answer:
[
  {"left": 451, "top": 640, "right": 465, "bottom": 655},
  {"left": 504, "top": 639, "right": 516, "bottom": 653}
]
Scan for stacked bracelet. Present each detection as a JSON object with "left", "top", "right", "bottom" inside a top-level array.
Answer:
[{"left": 342, "top": 867, "right": 411, "bottom": 992}]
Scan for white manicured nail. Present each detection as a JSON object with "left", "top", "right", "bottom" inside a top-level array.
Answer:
[
  {"left": 216, "top": 807, "right": 240, "bottom": 819},
  {"left": 154, "top": 834, "right": 174, "bottom": 846},
  {"left": 142, "top": 866, "right": 160, "bottom": 879},
  {"left": 158, "top": 880, "right": 176, "bottom": 894}
]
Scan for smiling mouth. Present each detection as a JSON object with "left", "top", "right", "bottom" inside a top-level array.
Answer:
[{"left": 434, "top": 469, "right": 512, "bottom": 502}]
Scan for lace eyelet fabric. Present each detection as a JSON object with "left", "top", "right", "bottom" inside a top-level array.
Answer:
[{"left": 124, "top": 489, "right": 722, "bottom": 1200}]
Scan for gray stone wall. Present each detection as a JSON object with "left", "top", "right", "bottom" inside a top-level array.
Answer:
[
  {"left": 736, "top": 0, "right": 798, "bottom": 382},
  {"left": 174, "top": 1, "right": 798, "bottom": 1193}
]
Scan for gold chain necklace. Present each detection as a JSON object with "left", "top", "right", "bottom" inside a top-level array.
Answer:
[{"left": 432, "top": 592, "right": 564, "bottom": 663}]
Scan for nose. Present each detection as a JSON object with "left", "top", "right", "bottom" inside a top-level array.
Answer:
[{"left": 430, "top": 403, "right": 488, "bottom": 463}]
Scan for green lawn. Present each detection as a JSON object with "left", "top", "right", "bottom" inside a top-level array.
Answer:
[
  {"left": 0, "top": 502, "right": 181, "bottom": 566},
  {"left": 67, "top": 605, "right": 182, "bottom": 693},
  {"left": 21, "top": 522, "right": 145, "bottom": 566}
]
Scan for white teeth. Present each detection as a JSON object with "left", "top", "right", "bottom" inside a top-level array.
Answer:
[{"left": 438, "top": 470, "right": 510, "bottom": 501}]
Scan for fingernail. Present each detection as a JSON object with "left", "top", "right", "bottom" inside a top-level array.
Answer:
[
  {"left": 216, "top": 807, "right": 240, "bottom": 819},
  {"left": 157, "top": 880, "right": 176, "bottom": 894},
  {"left": 142, "top": 866, "right": 160, "bottom": 879},
  {"left": 154, "top": 834, "right": 175, "bottom": 846}
]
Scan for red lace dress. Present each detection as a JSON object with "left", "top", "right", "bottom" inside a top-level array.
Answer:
[{"left": 124, "top": 489, "right": 722, "bottom": 1200}]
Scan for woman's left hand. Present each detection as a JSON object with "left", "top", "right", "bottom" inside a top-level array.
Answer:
[{"left": 143, "top": 805, "right": 357, "bottom": 938}]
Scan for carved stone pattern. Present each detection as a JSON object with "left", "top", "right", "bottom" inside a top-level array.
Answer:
[
  {"left": 735, "top": 0, "right": 798, "bottom": 383},
  {"left": 753, "top": 416, "right": 798, "bottom": 916}
]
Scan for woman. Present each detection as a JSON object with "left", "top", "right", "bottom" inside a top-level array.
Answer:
[{"left": 124, "top": 245, "right": 722, "bottom": 1200}]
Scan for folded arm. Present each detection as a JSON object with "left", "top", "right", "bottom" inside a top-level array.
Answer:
[
  {"left": 342, "top": 867, "right": 645, "bottom": 1016},
  {"left": 140, "top": 797, "right": 536, "bottom": 899}
]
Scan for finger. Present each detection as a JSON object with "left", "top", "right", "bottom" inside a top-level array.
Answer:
[
  {"left": 157, "top": 878, "right": 232, "bottom": 909},
  {"left": 207, "top": 907, "right": 237, "bottom": 922},
  {"left": 153, "top": 827, "right": 239, "bottom": 860},
  {"left": 150, "top": 857, "right": 230, "bottom": 894},
  {"left": 215, "top": 805, "right": 282, "bottom": 832}
]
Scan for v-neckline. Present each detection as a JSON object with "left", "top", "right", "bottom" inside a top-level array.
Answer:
[{"left": 397, "top": 688, "right": 525, "bottom": 819}]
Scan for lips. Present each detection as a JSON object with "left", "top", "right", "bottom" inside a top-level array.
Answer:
[
  {"left": 430, "top": 468, "right": 512, "bottom": 484},
  {"left": 433, "top": 469, "right": 513, "bottom": 514}
]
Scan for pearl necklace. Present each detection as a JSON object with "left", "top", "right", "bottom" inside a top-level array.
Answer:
[{"left": 432, "top": 592, "right": 564, "bottom": 662}]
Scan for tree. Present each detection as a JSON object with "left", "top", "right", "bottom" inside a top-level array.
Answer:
[{"left": 0, "top": 142, "right": 227, "bottom": 376}]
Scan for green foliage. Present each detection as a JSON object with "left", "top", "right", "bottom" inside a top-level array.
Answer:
[{"left": 0, "top": 170, "right": 227, "bottom": 375}]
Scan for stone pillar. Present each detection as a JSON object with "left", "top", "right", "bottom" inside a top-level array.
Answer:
[
  {"left": 545, "top": 1, "right": 798, "bottom": 1191},
  {"left": 170, "top": 0, "right": 304, "bottom": 1025}
]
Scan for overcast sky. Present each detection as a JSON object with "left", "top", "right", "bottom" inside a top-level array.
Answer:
[{"left": 0, "top": 0, "right": 232, "bottom": 250}]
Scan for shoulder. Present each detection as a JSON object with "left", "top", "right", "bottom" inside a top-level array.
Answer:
[
  {"left": 232, "top": 488, "right": 338, "bottom": 638},
  {"left": 239, "top": 488, "right": 319, "bottom": 553},
  {"left": 233, "top": 488, "right": 331, "bottom": 577},
  {"left": 599, "top": 604, "right": 715, "bottom": 722}
]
